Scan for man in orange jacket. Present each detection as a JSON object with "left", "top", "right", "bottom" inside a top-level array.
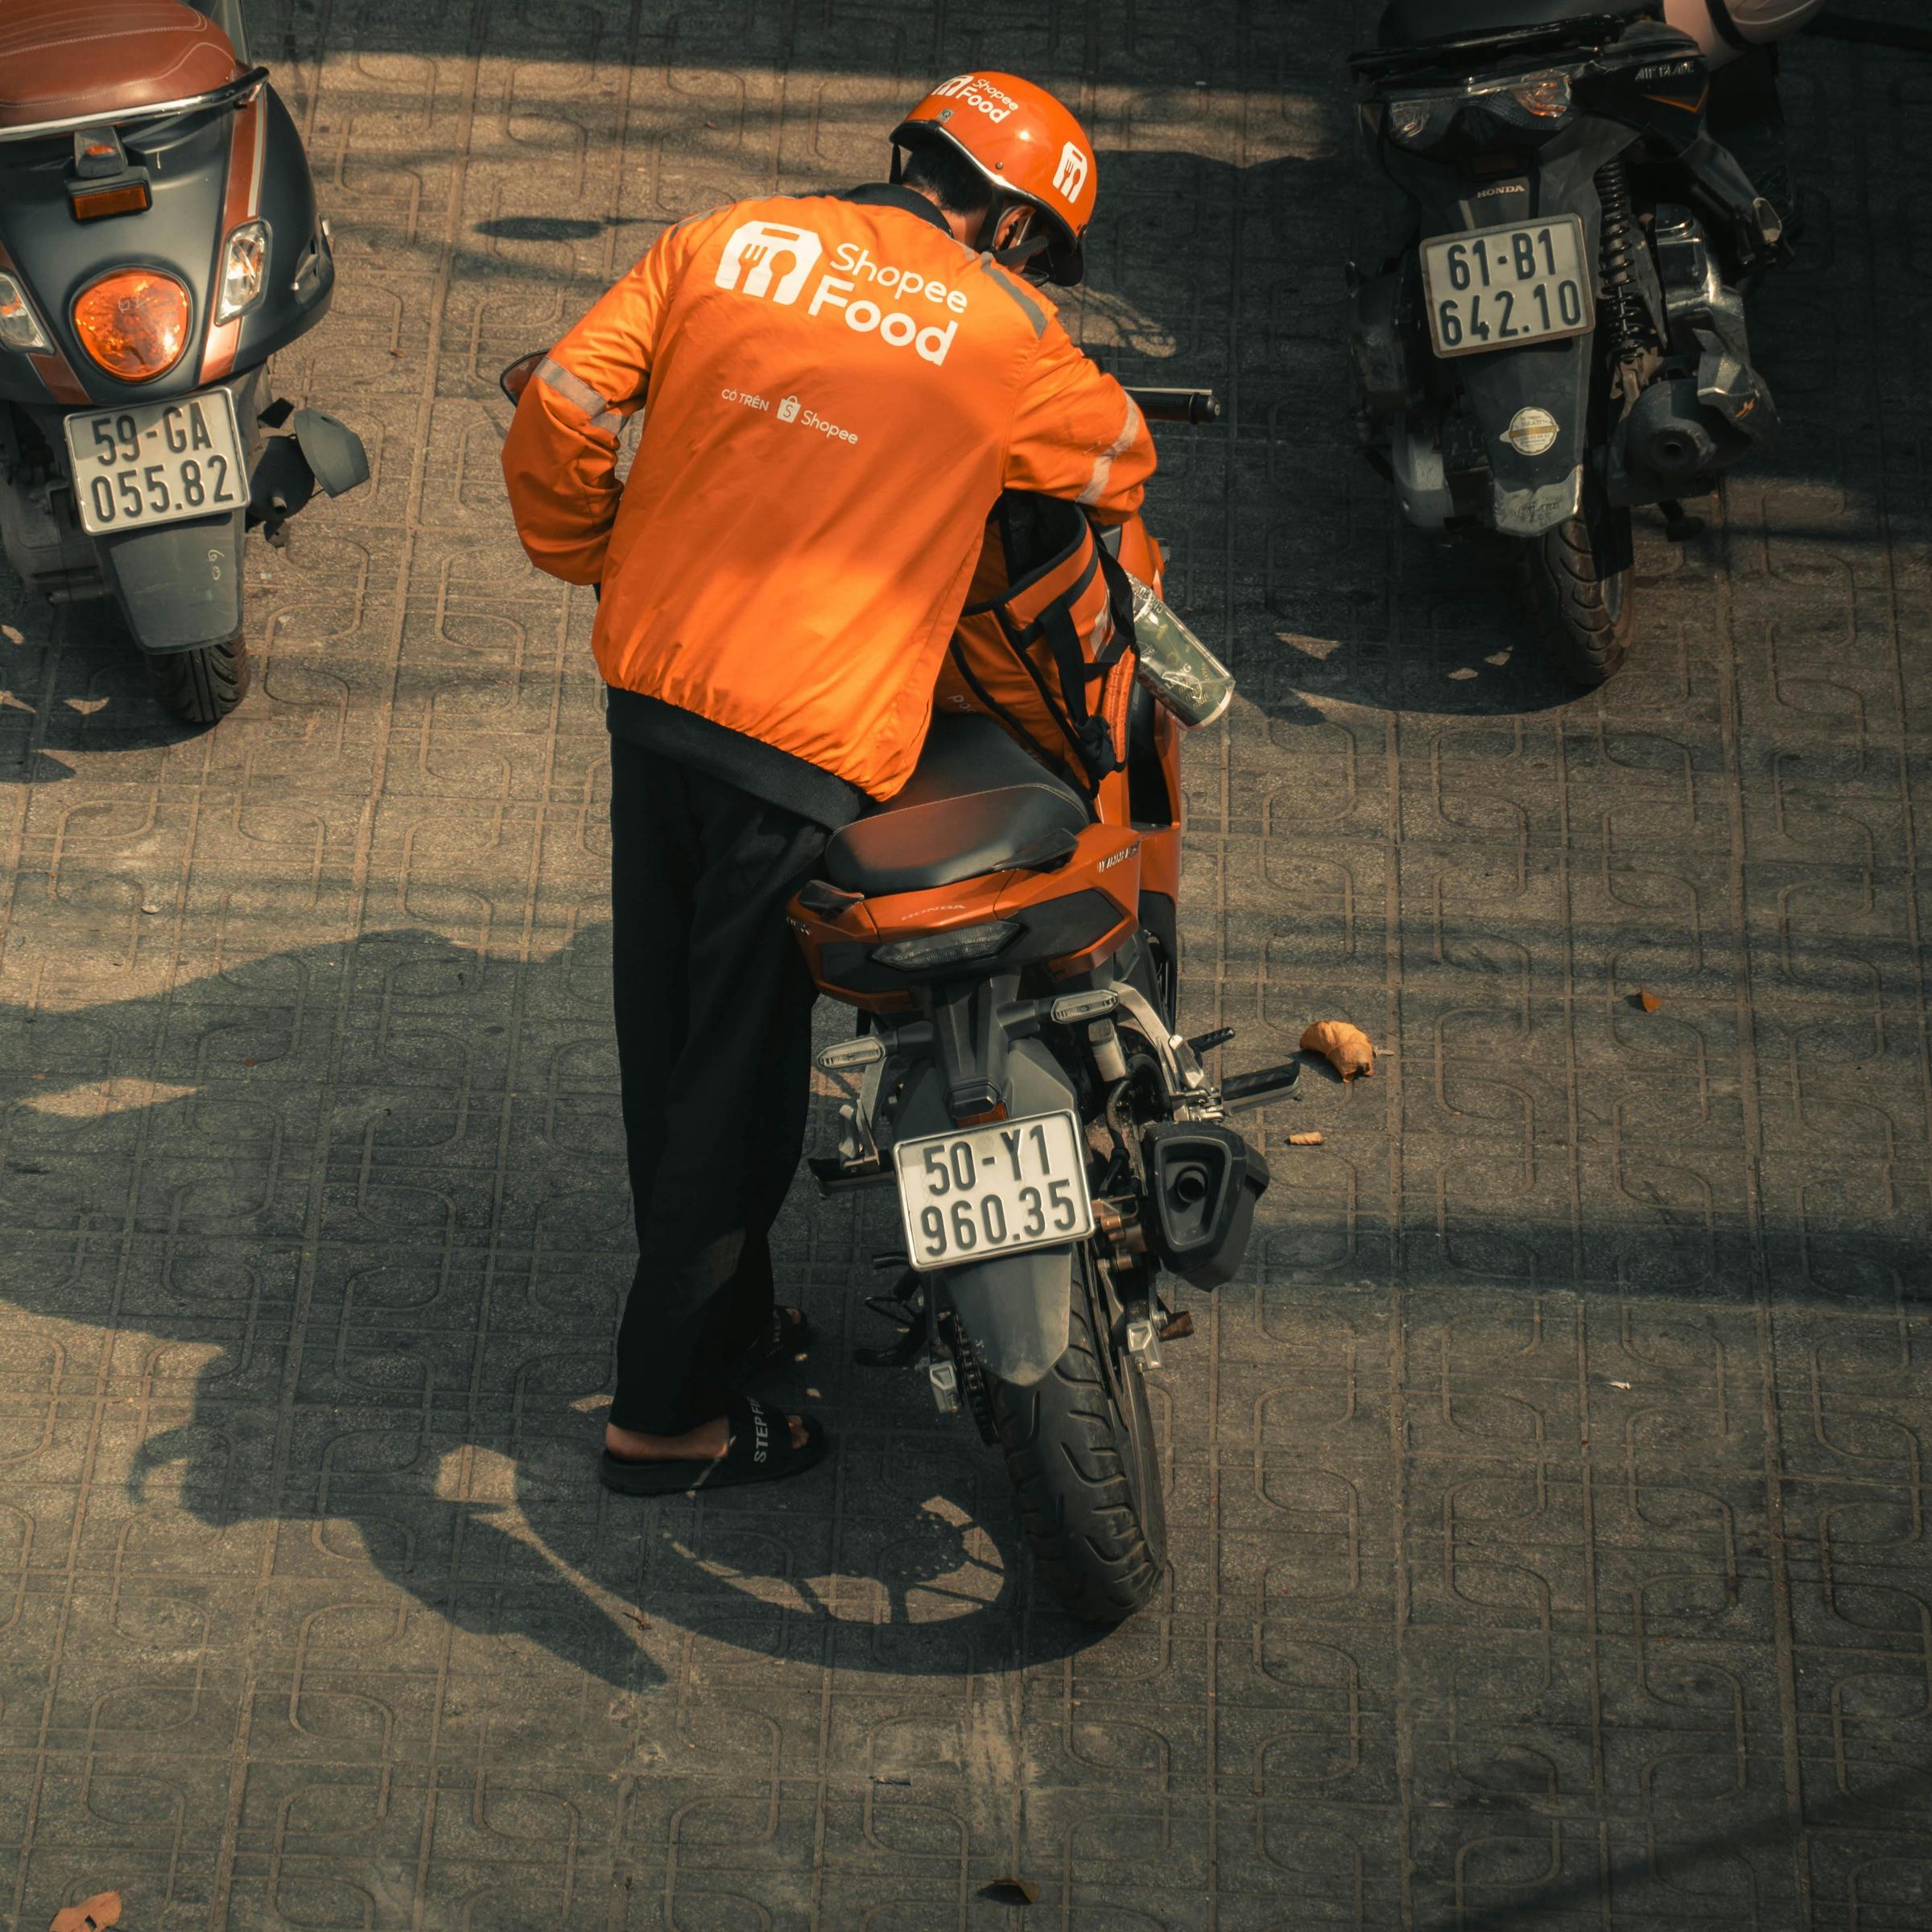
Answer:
[{"left": 503, "top": 74, "right": 1154, "bottom": 1492}]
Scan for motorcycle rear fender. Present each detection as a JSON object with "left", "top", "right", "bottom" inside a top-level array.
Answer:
[
  {"left": 98, "top": 511, "right": 246, "bottom": 653},
  {"left": 1393, "top": 126, "right": 1631, "bottom": 538},
  {"left": 894, "top": 1038, "right": 1078, "bottom": 1386}
]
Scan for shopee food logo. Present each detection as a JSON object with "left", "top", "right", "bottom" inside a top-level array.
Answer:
[
  {"left": 931, "top": 73, "right": 1021, "bottom": 122},
  {"left": 713, "top": 221, "right": 965, "bottom": 365},
  {"left": 1052, "top": 142, "right": 1088, "bottom": 201},
  {"left": 714, "top": 221, "right": 824, "bottom": 303}
]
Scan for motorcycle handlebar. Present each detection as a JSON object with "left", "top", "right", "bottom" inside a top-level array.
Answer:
[{"left": 1123, "top": 386, "right": 1222, "bottom": 424}]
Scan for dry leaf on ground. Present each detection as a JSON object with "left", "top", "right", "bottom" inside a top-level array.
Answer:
[
  {"left": 1635, "top": 989, "right": 1662, "bottom": 1013},
  {"left": 52, "top": 1895, "right": 121, "bottom": 1932},
  {"left": 1288, "top": 1129, "right": 1324, "bottom": 1146},
  {"left": 1300, "top": 1021, "right": 1375, "bottom": 1081}
]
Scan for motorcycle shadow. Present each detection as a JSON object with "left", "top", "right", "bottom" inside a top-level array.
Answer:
[{"left": 0, "top": 925, "right": 1097, "bottom": 1699}]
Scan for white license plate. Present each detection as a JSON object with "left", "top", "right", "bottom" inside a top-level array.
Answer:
[
  {"left": 64, "top": 391, "right": 248, "bottom": 535},
  {"left": 1421, "top": 215, "right": 1595, "bottom": 360},
  {"left": 895, "top": 1109, "right": 1093, "bottom": 1271}
]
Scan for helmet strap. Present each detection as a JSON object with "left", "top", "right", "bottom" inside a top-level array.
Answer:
[{"left": 993, "top": 230, "right": 1052, "bottom": 272}]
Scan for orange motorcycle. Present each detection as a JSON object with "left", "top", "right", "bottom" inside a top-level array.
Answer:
[{"left": 791, "top": 385, "right": 1297, "bottom": 1620}]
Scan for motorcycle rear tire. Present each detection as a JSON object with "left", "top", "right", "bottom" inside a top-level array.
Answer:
[
  {"left": 990, "top": 1245, "right": 1166, "bottom": 1623},
  {"left": 1525, "top": 493, "right": 1633, "bottom": 687},
  {"left": 147, "top": 634, "right": 250, "bottom": 725}
]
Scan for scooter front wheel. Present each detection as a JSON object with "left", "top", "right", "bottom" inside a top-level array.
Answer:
[
  {"left": 1525, "top": 490, "right": 1634, "bottom": 687},
  {"left": 989, "top": 1245, "right": 1166, "bottom": 1623},
  {"left": 147, "top": 635, "right": 251, "bottom": 725}
]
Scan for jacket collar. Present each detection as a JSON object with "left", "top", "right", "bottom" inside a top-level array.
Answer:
[{"left": 833, "top": 181, "right": 956, "bottom": 237}]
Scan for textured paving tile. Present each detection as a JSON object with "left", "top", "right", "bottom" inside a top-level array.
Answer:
[{"left": 3, "top": 1, "right": 1931, "bottom": 1927}]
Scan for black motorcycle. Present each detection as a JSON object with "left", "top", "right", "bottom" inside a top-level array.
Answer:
[
  {"left": 1348, "top": 0, "right": 1788, "bottom": 684},
  {"left": 0, "top": 0, "right": 367, "bottom": 724}
]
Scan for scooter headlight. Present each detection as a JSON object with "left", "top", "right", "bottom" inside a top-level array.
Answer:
[
  {"left": 216, "top": 218, "right": 271, "bottom": 323},
  {"left": 72, "top": 268, "right": 191, "bottom": 382},
  {"left": 0, "top": 272, "right": 50, "bottom": 353}
]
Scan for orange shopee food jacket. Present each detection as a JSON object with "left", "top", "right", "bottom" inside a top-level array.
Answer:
[{"left": 502, "top": 184, "right": 1154, "bottom": 818}]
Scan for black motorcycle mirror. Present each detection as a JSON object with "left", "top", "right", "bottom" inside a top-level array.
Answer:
[{"left": 499, "top": 352, "right": 543, "bottom": 405}]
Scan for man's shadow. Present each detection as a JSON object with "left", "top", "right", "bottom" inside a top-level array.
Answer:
[{"left": 0, "top": 926, "right": 1096, "bottom": 1693}]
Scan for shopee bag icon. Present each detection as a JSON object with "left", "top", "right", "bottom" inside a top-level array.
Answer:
[{"left": 778, "top": 394, "right": 801, "bottom": 422}]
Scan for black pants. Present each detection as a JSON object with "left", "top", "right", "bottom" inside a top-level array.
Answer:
[{"left": 607, "top": 735, "right": 828, "bottom": 1435}]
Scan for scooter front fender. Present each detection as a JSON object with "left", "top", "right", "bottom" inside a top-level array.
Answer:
[{"left": 894, "top": 1038, "right": 1079, "bottom": 1387}]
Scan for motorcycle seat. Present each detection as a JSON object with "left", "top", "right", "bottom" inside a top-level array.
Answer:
[
  {"left": 1379, "top": 0, "right": 1650, "bottom": 48},
  {"left": 0, "top": 2, "right": 243, "bottom": 134},
  {"left": 824, "top": 715, "right": 1092, "bottom": 898}
]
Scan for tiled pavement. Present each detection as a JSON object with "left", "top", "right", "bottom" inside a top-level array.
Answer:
[{"left": 2, "top": 2, "right": 1931, "bottom": 1926}]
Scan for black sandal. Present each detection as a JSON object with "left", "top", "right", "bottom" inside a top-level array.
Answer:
[
  {"left": 738, "top": 1306, "right": 814, "bottom": 1371},
  {"left": 598, "top": 1394, "right": 828, "bottom": 1496}
]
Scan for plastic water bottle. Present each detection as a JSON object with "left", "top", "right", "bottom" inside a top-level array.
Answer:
[{"left": 1126, "top": 575, "right": 1236, "bottom": 729}]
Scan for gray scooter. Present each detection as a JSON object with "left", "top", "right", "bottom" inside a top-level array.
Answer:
[{"left": 0, "top": 0, "right": 367, "bottom": 723}]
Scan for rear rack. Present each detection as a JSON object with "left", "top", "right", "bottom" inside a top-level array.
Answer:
[{"left": 0, "top": 67, "right": 268, "bottom": 145}]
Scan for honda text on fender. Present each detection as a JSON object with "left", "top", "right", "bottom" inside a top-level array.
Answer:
[{"left": 0, "top": 0, "right": 368, "bottom": 723}]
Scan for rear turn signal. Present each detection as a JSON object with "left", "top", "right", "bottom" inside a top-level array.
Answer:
[
  {"left": 71, "top": 268, "right": 190, "bottom": 382},
  {"left": 70, "top": 181, "right": 151, "bottom": 222}
]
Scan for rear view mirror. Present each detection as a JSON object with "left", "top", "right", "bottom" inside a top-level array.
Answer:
[{"left": 499, "top": 351, "right": 543, "bottom": 404}]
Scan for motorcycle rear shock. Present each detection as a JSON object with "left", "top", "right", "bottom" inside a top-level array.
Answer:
[{"left": 1593, "top": 157, "right": 1650, "bottom": 365}]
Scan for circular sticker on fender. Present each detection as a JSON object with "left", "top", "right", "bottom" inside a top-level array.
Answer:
[{"left": 1502, "top": 407, "right": 1561, "bottom": 456}]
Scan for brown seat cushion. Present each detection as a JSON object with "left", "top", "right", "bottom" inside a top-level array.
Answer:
[{"left": 0, "top": 2, "right": 242, "bottom": 133}]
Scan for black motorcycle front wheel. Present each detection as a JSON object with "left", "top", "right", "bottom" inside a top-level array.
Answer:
[
  {"left": 990, "top": 1245, "right": 1166, "bottom": 1623},
  {"left": 1525, "top": 489, "right": 1634, "bottom": 687},
  {"left": 147, "top": 635, "right": 251, "bottom": 725}
]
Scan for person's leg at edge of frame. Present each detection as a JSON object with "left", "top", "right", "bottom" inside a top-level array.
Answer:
[{"left": 605, "top": 738, "right": 823, "bottom": 1464}]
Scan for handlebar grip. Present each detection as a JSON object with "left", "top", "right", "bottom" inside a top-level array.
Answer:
[{"left": 1123, "top": 386, "right": 1223, "bottom": 424}]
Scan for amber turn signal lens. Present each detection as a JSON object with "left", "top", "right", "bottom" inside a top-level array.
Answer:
[
  {"left": 71, "top": 268, "right": 191, "bottom": 382},
  {"left": 70, "top": 182, "right": 152, "bottom": 222}
]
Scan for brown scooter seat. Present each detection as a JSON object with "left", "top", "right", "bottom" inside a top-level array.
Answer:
[
  {"left": 824, "top": 715, "right": 1091, "bottom": 898},
  {"left": 0, "top": 2, "right": 242, "bottom": 134}
]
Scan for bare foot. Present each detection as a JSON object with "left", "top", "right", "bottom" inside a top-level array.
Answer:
[{"left": 605, "top": 1412, "right": 808, "bottom": 1463}]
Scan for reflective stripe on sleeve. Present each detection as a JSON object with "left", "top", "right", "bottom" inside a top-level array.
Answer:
[
  {"left": 536, "top": 355, "right": 625, "bottom": 435},
  {"left": 980, "top": 259, "right": 1048, "bottom": 339},
  {"left": 1076, "top": 394, "right": 1146, "bottom": 507}
]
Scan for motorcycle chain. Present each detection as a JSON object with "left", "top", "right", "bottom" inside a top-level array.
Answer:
[{"left": 935, "top": 1301, "right": 1000, "bottom": 1447}]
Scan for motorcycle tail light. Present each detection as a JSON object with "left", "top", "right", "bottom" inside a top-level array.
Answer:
[
  {"left": 216, "top": 219, "right": 270, "bottom": 322},
  {"left": 1385, "top": 96, "right": 1444, "bottom": 144},
  {"left": 873, "top": 921, "right": 1018, "bottom": 972},
  {"left": 1507, "top": 72, "right": 1572, "bottom": 118},
  {"left": 0, "top": 272, "right": 50, "bottom": 353},
  {"left": 71, "top": 268, "right": 191, "bottom": 382}
]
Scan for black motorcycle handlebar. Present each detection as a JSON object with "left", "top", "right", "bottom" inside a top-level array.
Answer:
[{"left": 1123, "top": 386, "right": 1222, "bottom": 425}]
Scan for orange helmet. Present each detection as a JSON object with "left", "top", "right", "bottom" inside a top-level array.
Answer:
[{"left": 891, "top": 73, "right": 1096, "bottom": 286}]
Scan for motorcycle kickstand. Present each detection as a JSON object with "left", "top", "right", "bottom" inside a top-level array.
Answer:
[{"left": 855, "top": 1266, "right": 927, "bottom": 1369}]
